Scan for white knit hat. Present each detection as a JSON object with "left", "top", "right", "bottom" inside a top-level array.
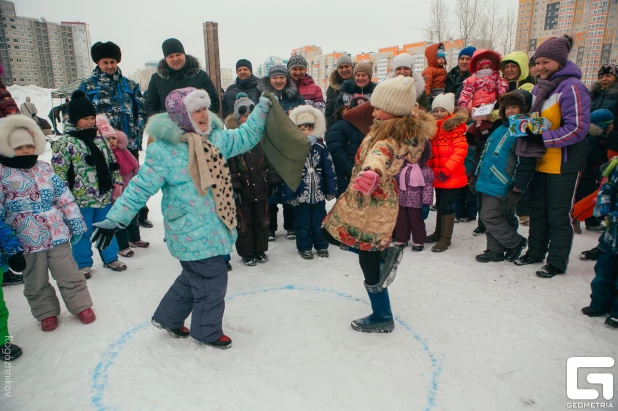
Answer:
[
  {"left": 370, "top": 75, "right": 417, "bottom": 116},
  {"left": 431, "top": 93, "right": 455, "bottom": 115},
  {"left": 392, "top": 53, "right": 414, "bottom": 71}
]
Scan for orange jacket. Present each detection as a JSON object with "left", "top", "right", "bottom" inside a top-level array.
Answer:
[
  {"left": 422, "top": 43, "right": 447, "bottom": 95},
  {"left": 427, "top": 110, "right": 469, "bottom": 189}
]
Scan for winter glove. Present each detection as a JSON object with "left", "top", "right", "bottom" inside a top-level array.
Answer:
[
  {"left": 326, "top": 194, "right": 335, "bottom": 201},
  {"left": 70, "top": 233, "right": 82, "bottom": 246},
  {"left": 287, "top": 199, "right": 299, "bottom": 207},
  {"left": 233, "top": 191, "right": 242, "bottom": 205},
  {"left": 352, "top": 170, "right": 380, "bottom": 195},
  {"left": 8, "top": 252, "right": 26, "bottom": 273},
  {"left": 91, "top": 219, "right": 125, "bottom": 250},
  {"left": 112, "top": 184, "right": 122, "bottom": 200},
  {"left": 259, "top": 92, "right": 275, "bottom": 108},
  {"left": 522, "top": 130, "right": 545, "bottom": 146},
  {"left": 421, "top": 205, "right": 430, "bottom": 220},
  {"left": 503, "top": 190, "right": 522, "bottom": 210},
  {"left": 469, "top": 176, "right": 477, "bottom": 194},
  {"left": 437, "top": 171, "right": 449, "bottom": 183}
]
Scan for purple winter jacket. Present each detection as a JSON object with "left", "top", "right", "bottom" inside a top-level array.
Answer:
[
  {"left": 530, "top": 61, "right": 590, "bottom": 174},
  {"left": 395, "top": 145, "right": 434, "bottom": 208}
]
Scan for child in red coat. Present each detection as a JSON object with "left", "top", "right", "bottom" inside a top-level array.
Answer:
[{"left": 427, "top": 93, "right": 469, "bottom": 252}]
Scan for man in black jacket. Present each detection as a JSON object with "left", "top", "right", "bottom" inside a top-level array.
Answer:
[
  {"left": 144, "top": 38, "right": 220, "bottom": 118},
  {"left": 325, "top": 55, "right": 354, "bottom": 130},
  {"left": 221, "top": 59, "right": 260, "bottom": 118},
  {"left": 445, "top": 46, "right": 476, "bottom": 103}
]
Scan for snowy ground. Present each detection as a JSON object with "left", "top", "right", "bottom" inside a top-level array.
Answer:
[{"left": 2, "top": 92, "right": 617, "bottom": 410}]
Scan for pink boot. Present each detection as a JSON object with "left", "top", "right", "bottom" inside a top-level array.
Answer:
[
  {"left": 77, "top": 308, "right": 96, "bottom": 324},
  {"left": 41, "top": 316, "right": 59, "bottom": 332}
]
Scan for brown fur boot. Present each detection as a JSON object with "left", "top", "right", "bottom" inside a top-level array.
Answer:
[
  {"left": 425, "top": 211, "right": 441, "bottom": 243},
  {"left": 432, "top": 214, "right": 455, "bottom": 252}
]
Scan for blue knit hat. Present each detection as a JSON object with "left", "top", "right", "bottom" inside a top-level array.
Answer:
[
  {"left": 459, "top": 46, "right": 476, "bottom": 59},
  {"left": 590, "top": 109, "right": 615, "bottom": 130},
  {"left": 437, "top": 49, "right": 446, "bottom": 59}
]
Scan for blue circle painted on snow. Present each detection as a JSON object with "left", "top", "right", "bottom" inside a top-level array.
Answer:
[{"left": 91, "top": 284, "right": 444, "bottom": 411}]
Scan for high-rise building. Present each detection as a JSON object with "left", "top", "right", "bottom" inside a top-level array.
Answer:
[
  {"left": 60, "top": 21, "right": 92, "bottom": 79},
  {"left": 220, "top": 67, "right": 233, "bottom": 90},
  {"left": 0, "top": 1, "right": 90, "bottom": 88},
  {"left": 514, "top": 0, "right": 618, "bottom": 84},
  {"left": 256, "top": 55, "right": 287, "bottom": 78},
  {"left": 203, "top": 21, "right": 221, "bottom": 94}
]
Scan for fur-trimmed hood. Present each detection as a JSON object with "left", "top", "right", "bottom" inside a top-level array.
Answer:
[
  {"left": 156, "top": 55, "right": 202, "bottom": 80},
  {"left": 329, "top": 69, "right": 347, "bottom": 92},
  {"left": 116, "top": 129, "right": 129, "bottom": 150},
  {"left": 470, "top": 49, "right": 502, "bottom": 74},
  {"left": 371, "top": 108, "right": 437, "bottom": 151},
  {"left": 0, "top": 115, "right": 47, "bottom": 157},
  {"left": 441, "top": 108, "right": 470, "bottom": 132},
  {"left": 590, "top": 81, "right": 618, "bottom": 99},
  {"left": 588, "top": 123, "right": 605, "bottom": 137},
  {"left": 289, "top": 105, "right": 327, "bottom": 138},
  {"left": 145, "top": 111, "right": 224, "bottom": 145},
  {"left": 257, "top": 76, "right": 300, "bottom": 99}
]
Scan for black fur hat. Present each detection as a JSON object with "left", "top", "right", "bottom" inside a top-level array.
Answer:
[
  {"left": 91, "top": 41, "right": 121, "bottom": 63},
  {"left": 499, "top": 90, "right": 532, "bottom": 123}
]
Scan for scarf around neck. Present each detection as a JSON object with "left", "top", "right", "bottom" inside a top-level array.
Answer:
[
  {"left": 179, "top": 132, "right": 236, "bottom": 232},
  {"left": 398, "top": 161, "right": 425, "bottom": 191},
  {"left": 0, "top": 155, "right": 38, "bottom": 169},
  {"left": 474, "top": 69, "right": 494, "bottom": 79},
  {"left": 530, "top": 75, "right": 570, "bottom": 114},
  {"left": 112, "top": 146, "right": 139, "bottom": 178},
  {"left": 69, "top": 128, "right": 113, "bottom": 194}
]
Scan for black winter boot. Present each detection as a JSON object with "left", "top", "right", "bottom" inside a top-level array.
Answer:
[
  {"left": 475, "top": 250, "right": 505, "bottom": 263},
  {"left": 505, "top": 237, "right": 528, "bottom": 262},
  {"left": 582, "top": 306, "right": 606, "bottom": 317},
  {"left": 536, "top": 264, "right": 565, "bottom": 278}
]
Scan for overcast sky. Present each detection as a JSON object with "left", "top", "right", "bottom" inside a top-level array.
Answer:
[{"left": 15, "top": 0, "right": 518, "bottom": 75}]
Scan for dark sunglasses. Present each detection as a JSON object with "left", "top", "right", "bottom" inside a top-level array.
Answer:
[{"left": 238, "top": 104, "right": 255, "bottom": 116}]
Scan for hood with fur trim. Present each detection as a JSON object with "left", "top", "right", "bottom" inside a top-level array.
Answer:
[
  {"left": 370, "top": 108, "right": 437, "bottom": 151},
  {"left": 590, "top": 81, "right": 618, "bottom": 99},
  {"left": 329, "top": 69, "right": 347, "bottom": 92},
  {"left": 257, "top": 76, "right": 300, "bottom": 99},
  {"left": 0, "top": 115, "right": 47, "bottom": 157},
  {"left": 441, "top": 108, "right": 470, "bottom": 132},
  {"left": 588, "top": 123, "right": 605, "bottom": 137},
  {"left": 470, "top": 49, "right": 502, "bottom": 75},
  {"left": 224, "top": 114, "right": 239, "bottom": 130},
  {"left": 145, "top": 111, "right": 224, "bottom": 145},
  {"left": 289, "top": 105, "right": 327, "bottom": 138},
  {"left": 156, "top": 55, "right": 202, "bottom": 80},
  {"left": 116, "top": 129, "right": 129, "bottom": 150}
]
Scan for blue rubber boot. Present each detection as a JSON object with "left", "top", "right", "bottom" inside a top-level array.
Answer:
[{"left": 351, "top": 284, "right": 395, "bottom": 333}]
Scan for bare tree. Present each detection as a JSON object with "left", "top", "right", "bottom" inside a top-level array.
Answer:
[
  {"left": 424, "top": 0, "right": 452, "bottom": 44},
  {"left": 477, "top": 0, "right": 501, "bottom": 50},
  {"left": 456, "top": 0, "right": 483, "bottom": 46},
  {"left": 498, "top": 6, "right": 517, "bottom": 55}
]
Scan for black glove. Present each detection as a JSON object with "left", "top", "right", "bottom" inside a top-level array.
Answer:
[
  {"left": 504, "top": 190, "right": 522, "bottom": 210},
  {"left": 437, "top": 171, "right": 448, "bottom": 182},
  {"left": 233, "top": 191, "right": 242, "bottom": 205},
  {"left": 91, "top": 219, "right": 123, "bottom": 250},
  {"left": 522, "top": 131, "right": 544, "bottom": 146},
  {"left": 469, "top": 176, "right": 477, "bottom": 194},
  {"left": 8, "top": 252, "right": 26, "bottom": 272}
]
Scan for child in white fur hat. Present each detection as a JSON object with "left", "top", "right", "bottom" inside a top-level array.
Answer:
[
  {"left": 286, "top": 105, "right": 337, "bottom": 259},
  {"left": 0, "top": 115, "right": 94, "bottom": 332}
]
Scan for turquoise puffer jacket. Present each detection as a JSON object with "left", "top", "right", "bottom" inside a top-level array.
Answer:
[{"left": 107, "top": 100, "right": 270, "bottom": 261}]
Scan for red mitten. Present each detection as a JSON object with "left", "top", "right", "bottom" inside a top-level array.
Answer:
[
  {"left": 351, "top": 170, "right": 380, "bottom": 194},
  {"left": 112, "top": 184, "right": 122, "bottom": 200}
]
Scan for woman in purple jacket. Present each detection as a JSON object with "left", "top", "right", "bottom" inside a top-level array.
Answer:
[{"left": 514, "top": 35, "right": 591, "bottom": 278}]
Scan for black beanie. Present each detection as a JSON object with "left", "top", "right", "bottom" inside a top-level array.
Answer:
[
  {"left": 91, "top": 41, "right": 121, "bottom": 63},
  {"left": 236, "top": 59, "right": 252, "bottom": 73},
  {"left": 68, "top": 90, "right": 96, "bottom": 126},
  {"left": 162, "top": 38, "right": 185, "bottom": 57}
]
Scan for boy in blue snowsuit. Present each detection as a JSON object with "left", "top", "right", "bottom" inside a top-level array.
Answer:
[
  {"left": 472, "top": 90, "right": 536, "bottom": 263},
  {"left": 0, "top": 221, "right": 24, "bottom": 361}
]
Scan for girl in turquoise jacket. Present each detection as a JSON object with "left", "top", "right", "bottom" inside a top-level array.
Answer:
[{"left": 91, "top": 87, "right": 271, "bottom": 349}]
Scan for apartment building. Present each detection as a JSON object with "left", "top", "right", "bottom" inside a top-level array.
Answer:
[
  {"left": 0, "top": 1, "right": 91, "bottom": 88},
  {"left": 515, "top": 0, "right": 618, "bottom": 84}
]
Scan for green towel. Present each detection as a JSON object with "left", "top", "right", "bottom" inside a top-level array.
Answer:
[{"left": 261, "top": 92, "right": 311, "bottom": 192}]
